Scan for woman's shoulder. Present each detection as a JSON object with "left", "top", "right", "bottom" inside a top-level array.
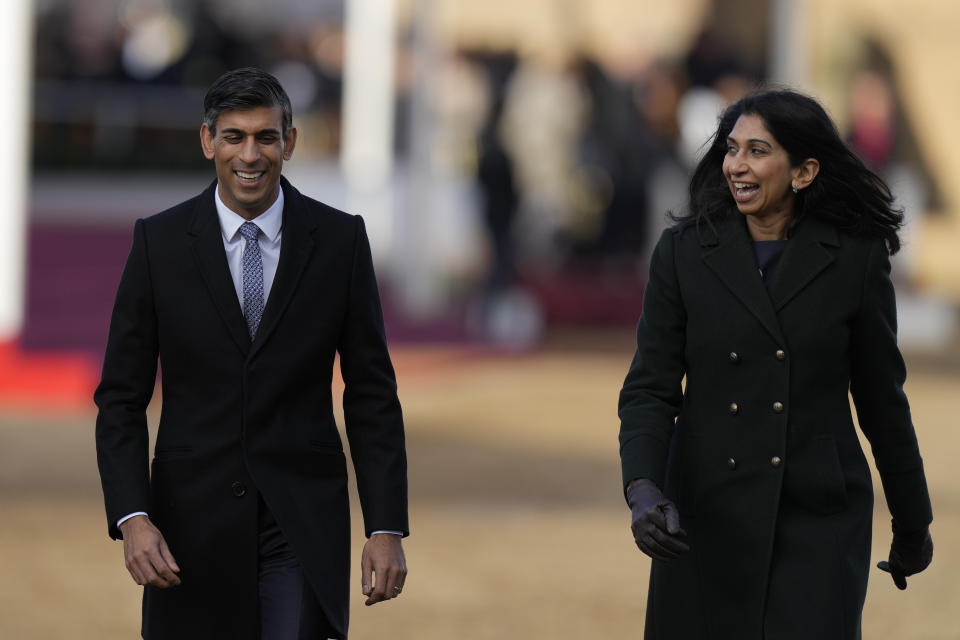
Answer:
[
  {"left": 657, "top": 216, "right": 708, "bottom": 241},
  {"left": 799, "top": 218, "right": 894, "bottom": 285},
  {"left": 829, "top": 224, "right": 890, "bottom": 260},
  {"left": 659, "top": 214, "right": 737, "bottom": 249},
  {"left": 648, "top": 220, "right": 699, "bottom": 261},
  {"left": 795, "top": 213, "right": 889, "bottom": 255}
]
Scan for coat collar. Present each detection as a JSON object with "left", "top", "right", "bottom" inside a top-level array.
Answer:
[
  {"left": 189, "top": 180, "right": 251, "bottom": 355},
  {"left": 249, "top": 176, "right": 317, "bottom": 359},
  {"left": 700, "top": 214, "right": 839, "bottom": 343},
  {"left": 767, "top": 215, "right": 838, "bottom": 312},
  {"left": 187, "top": 176, "right": 317, "bottom": 358}
]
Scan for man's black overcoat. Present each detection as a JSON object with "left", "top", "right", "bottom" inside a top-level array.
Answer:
[
  {"left": 95, "top": 177, "right": 408, "bottom": 639},
  {"left": 619, "top": 214, "right": 932, "bottom": 639}
]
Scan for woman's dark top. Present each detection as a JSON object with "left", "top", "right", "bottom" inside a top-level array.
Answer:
[{"left": 753, "top": 239, "right": 788, "bottom": 284}]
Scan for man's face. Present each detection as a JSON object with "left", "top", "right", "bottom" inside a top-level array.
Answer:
[{"left": 200, "top": 106, "right": 297, "bottom": 219}]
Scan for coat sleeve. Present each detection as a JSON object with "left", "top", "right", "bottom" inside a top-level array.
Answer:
[
  {"left": 618, "top": 228, "right": 687, "bottom": 490},
  {"left": 94, "top": 218, "right": 159, "bottom": 540},
  {"left": 338, "top": 216, "right": 409, "bottom": 537},
  {"left": 849, "top": 240, "right": 932, "bottom": 532}
]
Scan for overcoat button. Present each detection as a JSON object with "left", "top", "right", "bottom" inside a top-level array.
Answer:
[
  {"left": 729, "top": 351, "right": 739, "bottom": 363},
  {"left": 775, "top": 349, "right": 786, "bottom": 360},
  {"left": 729, "top": 402, "right": 739, "bottom": 415},
  {"left": 771, "top": 456, "right": 782, "bottom": 468},
  {"left": 727, "top": 458, "right": 737, "bottom": 470},
  {"left": 231, "top": 481, "right": 246, "bottom": 497},
  {"left": 773, "top": 401, "right": 784, "bottom": 413}
]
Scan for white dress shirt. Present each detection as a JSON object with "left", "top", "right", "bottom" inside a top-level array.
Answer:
[
  {"left": 119, "top": 185, "right": 399, "bottom": 536},
  {"left": 215, "top": 184, "right": 284, "bottom": 308}
]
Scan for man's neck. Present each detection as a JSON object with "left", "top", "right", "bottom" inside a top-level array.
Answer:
[{"left": 215, "top": 184, "right": 281, "bottom": 221}]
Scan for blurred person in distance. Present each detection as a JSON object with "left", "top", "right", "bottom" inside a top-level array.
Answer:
[
  {"left": 618, "top": 89, "right": 933, "bottom": 638},
  {"left": 94, "top": 67, "right": 408, "bottom": 640}
]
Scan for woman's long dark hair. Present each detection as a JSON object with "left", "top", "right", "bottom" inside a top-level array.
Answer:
[{"left": 677, "top": 88, "right": 904, "bottom": 254}]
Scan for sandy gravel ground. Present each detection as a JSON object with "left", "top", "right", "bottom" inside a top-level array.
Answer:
[{"left": 1, "top": 334, "right": 957, "bottom": 639}]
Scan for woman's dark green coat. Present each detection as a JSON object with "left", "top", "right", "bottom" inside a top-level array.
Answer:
[{"left": 618, "top": 214, "right": 932, "bottom": 639}]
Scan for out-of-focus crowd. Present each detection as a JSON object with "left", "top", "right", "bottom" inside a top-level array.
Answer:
[
  {"left": 34, "top": 0, "right": 348, "bottom": 169},
  {"left": 31, "top": 0, "right": 940, "bottom": 343}
]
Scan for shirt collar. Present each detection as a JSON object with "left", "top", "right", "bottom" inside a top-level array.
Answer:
[{"left": 214, "top": 184, "right": 284, "bottom": 242}]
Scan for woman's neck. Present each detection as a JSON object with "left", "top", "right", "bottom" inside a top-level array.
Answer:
[{"left": 745, "top": 210, "right": 792, "bottom": 241}]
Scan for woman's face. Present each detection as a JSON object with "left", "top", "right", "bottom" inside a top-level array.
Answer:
[{"left": 722, "top": 113, "right": 798, "bottom": 221}]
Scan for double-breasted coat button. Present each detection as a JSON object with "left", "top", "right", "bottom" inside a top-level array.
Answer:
[
  {"left": 775, "top": 349, "right": 786, "bottom": 360},
  {"left": 231, "top": 481, "right": 246, "bottom": 497},
  {"left": 727, "top": 458, "right": 737, "bottom": 470},
  {"left": 729, "top": 351, "right": 739, "bottom": 363},
  {"left": 772, "top": 401, "right": 784, "bottom": 413},
  {"left": 729, "top": 402, "right": 739, "bottom": 415},
  {"left": 770, "top": 456, "right": 783, "bottom": 468}
]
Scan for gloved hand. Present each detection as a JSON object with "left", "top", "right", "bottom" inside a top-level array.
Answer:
[
  {"left": 877, "top": 519, "right": 933, "bottom": 590},
  {"left": 626, "top": 478, "right": 689, "bottom": 561}
]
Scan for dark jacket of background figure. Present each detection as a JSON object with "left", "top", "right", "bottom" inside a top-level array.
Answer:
[
  {"left": 95, "top": 177, "right": 409, "bottom": 640},
  {"left": 619, "top": 214, "right": 932, "bottom": 639}
]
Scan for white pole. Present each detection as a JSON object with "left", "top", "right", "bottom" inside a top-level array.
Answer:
[
  {"left": 770, "top": 0, "right": 808, "bottom": 88},
  {"left": 341, "top": 0, "right": 396, "bottom": 258},
  {"left": 394, "top": 0, "right": 444, "bottom": 315},
  {"left": 0, "top": 0, "right": 33, "bottom": 342}
]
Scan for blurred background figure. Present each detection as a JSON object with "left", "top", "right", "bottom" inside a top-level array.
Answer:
[
  {"left": 474, "top": 51, "right": 519, "bottom": 292},
  {"left": 842, "top": 38, "right": 954, "bottom": 349},
  {"left": 4, "top": 0, "right": 960, "bottom": 638},
  {"left": 845, "top": 39, "right": 937, "bottom": 276},
  {"left": 465, "top": 50, "right": 547, "bottom": 348}
]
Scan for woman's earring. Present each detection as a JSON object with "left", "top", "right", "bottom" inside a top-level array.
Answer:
[{"left": 792, "top": 184, "right": 799, "bottom": 194}]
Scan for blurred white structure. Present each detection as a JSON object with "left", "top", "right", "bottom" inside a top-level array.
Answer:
[
  {"left": 770, "top": 0, "right": 809, "bottom": 88},
  {"left": 0, "top": 0, "right": 33, "bottom": 343},
  {"left": 341, "top": 0, "right": 396, "bottom": 264}
]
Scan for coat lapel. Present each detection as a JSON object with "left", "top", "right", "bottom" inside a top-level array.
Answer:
[
  {"left": 768, "top": 216, "right": 838, "bottom": 312},
  {"left": 249, "top": 177, "right": 317, "bottom": 358},
  {"left": 189, "top": 181, "right": 251, "bottom": 356},
  {"left": 701, "top": 217, "right": 785, "bottom": 344}
]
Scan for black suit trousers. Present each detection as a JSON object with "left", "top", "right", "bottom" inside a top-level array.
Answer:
[{"left": 258, "top": 497, "right": 337, "bottom": 640}]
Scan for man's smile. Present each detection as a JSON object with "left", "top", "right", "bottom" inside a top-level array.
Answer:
[{"left": 234, "top": 169, "right": 266, "bottom": 184}]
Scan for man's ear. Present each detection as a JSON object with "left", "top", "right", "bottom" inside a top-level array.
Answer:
[
  {"left": 793, "top": 157, "right": 820, "bottom": 190},
  {"left": 282, "top": 127, "right": 298, "bottom": 161},
  {"left": 200, "top": 123, "right": 216, "bottom": 160}
]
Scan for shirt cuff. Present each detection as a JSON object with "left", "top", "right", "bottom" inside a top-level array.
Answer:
[
  {"left": 117, "top": 511, "right": 148, "bottom": 528},
  {"left": 117, "top": 515, "right": 400, "bottom": 536}
]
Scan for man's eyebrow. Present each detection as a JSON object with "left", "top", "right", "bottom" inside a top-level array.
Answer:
[{"left": 219, "top": 127, "right": 282, "bottom": 136}]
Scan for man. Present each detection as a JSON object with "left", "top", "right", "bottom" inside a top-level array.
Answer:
[{"left": 95, "top": 67, "right": 408, "bottom": 640}]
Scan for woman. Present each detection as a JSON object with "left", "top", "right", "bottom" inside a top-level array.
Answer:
[{"left": 618, "top": 89, "right": 933, "bottom": 639}]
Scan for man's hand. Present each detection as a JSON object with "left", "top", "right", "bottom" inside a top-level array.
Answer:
[
  {"left": 627, "top": 478, "right": 690, "bottom": 561},
  {"left": 360, "top": 533, "right": 406, "bottom": 606},
  {"left": 877, "top": 520, "right": 933, "bottom": 590},
  {"left": 119, "top": 515, "right": 181, "bottom": 588}
]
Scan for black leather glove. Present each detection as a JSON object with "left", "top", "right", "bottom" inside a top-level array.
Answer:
[
  {"left": 877, "top": 519, "right": 933, "bottom": 590},
  {"left": 626, "top": 478, "right": 690, "bottom": 561}
]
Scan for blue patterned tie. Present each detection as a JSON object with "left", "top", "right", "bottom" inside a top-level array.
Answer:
[{"left": 239, "top": 222, "right": 264, "bottom": 339}]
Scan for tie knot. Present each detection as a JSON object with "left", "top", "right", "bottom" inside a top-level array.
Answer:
[{"left": 239, "top": 222, "right": 261, "bottom": 241}]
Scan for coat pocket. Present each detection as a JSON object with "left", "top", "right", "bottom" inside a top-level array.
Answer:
[
  {"left": 308, "top": 440, "right": 343, "bottom": 452},
  {"left": 153, "top": 446, "right": 194, "bottom": 461},
  {"left": 303, "top": 441, "right": 348, "bottom": 481},
  {"left": 150, "top": 455, "right": 197, "bottom": 519},
  {"left": 782, "top": 434, "right": 848, "bottom": 514}
]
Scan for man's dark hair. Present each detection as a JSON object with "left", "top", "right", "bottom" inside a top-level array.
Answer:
[{"left": 203, "top": 67, "right": 293, "bottom": 137}]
